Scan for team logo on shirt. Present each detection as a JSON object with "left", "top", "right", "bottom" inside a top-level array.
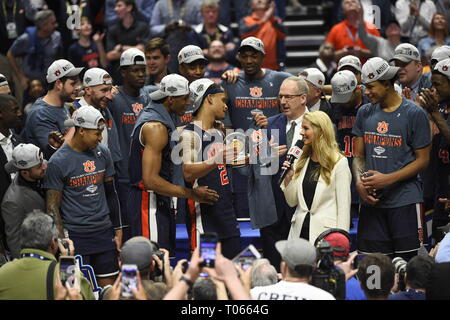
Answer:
[
  {"left": 83, "top": 160, "right": 96, "bottom": 173},
  {"left": 132, "top": 103, "right": 143, "bottom": 115},
  {"left": 376, "top": 121, "right": 389, "bottom": 134},
  {"left": 250, "top": 87, "right": 263, "bottom": 98}
]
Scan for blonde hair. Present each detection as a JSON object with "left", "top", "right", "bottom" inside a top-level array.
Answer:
[{"left": 294, "top": 111, "right": 343, "bottom": 185}]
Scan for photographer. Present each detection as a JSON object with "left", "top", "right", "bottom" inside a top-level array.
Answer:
[
  {"left": 0, "top": 210, "right": 94, "bottom": 300},
  {"left": 251, "top": 238, "right": 335, "bottom": 300},
  {"left": 389, "top": 256, "right": 433, "bottom": 300}
]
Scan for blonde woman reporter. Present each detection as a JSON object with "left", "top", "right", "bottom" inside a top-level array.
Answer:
[{"left": 281, "top": 111, "right": 351, "bottom": 243}]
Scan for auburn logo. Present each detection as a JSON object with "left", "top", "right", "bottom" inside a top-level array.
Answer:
[
  {"left": 132, "top": 103, "right": 143, "bottom": 115},
  {"left": 83, "top": 160, "right": 96, "bottom": 173},
  {"left": 249, "top": 87, "right": 263, "bottom": 98},
  {"left": 377, "top": 121, "right": 389, "bottom": 134}
]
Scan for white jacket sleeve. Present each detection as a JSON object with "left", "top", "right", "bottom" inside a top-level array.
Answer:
[
  {"left": 334, "top": 157, "right": 352, "bottom": 232},
  {"left": 280, "top": 175, "right": 299, "bottom": 208}
]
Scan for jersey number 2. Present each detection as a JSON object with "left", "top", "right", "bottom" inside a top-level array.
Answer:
[{"left": 218, "top": 165, "right": 229, "bottom": 185}]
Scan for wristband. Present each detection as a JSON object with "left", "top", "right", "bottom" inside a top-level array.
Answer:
[{"left": 179, "top": 275, "right": 193, "bottom": 288}]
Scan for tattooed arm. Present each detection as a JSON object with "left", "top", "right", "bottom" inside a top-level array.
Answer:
[{"left": 46, "top": 189, "right": 65, "bottom": 238}]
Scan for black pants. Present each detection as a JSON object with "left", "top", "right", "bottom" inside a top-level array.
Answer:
[{"left": 260, "top": 213, "right": 291, "bottom": 272}]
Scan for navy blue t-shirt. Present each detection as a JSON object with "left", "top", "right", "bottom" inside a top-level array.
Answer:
[
  {"left": 352, "top": 98, "right": 431, "bottom": 208},
  {"left": 221, "top": 69, "right": 291, "bottom": 130},
  {"left": 22, "top": 98, "right": 70, "bottom": 150},
  {"left": 67, "top": 41, "right": 101, "bottom": 69},
  {"left": 43, "top": 144, "right": 115, "bottom": 233}
]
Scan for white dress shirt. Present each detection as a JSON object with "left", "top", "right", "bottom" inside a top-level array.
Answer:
[{"left": 286, "top": 109, "right": 308, "bottom": 148}]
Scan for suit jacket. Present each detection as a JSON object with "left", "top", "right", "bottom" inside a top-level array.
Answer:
[
  {"left": 281, "top": 155, "right": 351, "bottom": 244},
  {"left": 0, "top": 131, "right": 21, "bottom": 252},
  {"left": 267, "top": 113, "right": 297, "bottom": 224},
  {"left": 1, "top": 175, "right": 45, "bottom": 259}
]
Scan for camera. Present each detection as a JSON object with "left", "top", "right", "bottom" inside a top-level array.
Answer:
[
  {"left": 311, "top": 240, "right": 346, "bottom": 300},
  {"left": 392, "top": 257, "right": 407, "bottom": 291},
  {"left": 150, "top": 241, "right": 164, "bottom": 279}
]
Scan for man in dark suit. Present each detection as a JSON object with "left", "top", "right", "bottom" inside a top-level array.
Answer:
[
  {"left": 252, "top": 76, "right": 309, "bottom": 270},
  {"left": 0, "top": 94, "right": 23, "bottom": 262}
]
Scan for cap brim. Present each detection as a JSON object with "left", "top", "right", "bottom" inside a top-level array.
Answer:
[
  {"left": 438, "top": 223, "right": 450, "bottom": 233},
  {"left": 4, "top": 160, "right": 18, "bottom": 174},
  {"left": 66, "top": 67, "right": 84, "bottom": 77},
  {"left": 182, "top": 56, "right": 208, "bottom": 65},
  {"left": 150, "top": 90, "right": 167, "bottom": 101},
  {"left": 239, "top": 45, "right": 265, "bottom": 55},
  {"left": 64, "top": 119, "right": 76, "bottom": 128},
  {"left": 379, "top": 66, "right": 399, "bottom": 80},
  {"left": 389, "top": 55, "right": 412, "bottom": 63},
  {"left": 331, "top": 91, "right": 353, "bottom": 104},
  {"left": 275, "top": 240, "right": 287, "bottom": 257},
  {"left": 338, "top": 63, "right": 361, "bottom": 72}
]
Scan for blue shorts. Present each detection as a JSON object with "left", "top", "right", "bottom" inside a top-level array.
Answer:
[
  {"left": 68, "top": 228, "right": 119, "bottom": 278},
  {"left": 357, "top": 203, "right": 424, "bottom": 256}
]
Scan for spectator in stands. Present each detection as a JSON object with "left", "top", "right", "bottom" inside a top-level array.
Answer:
[
  {"left": 7, "top": 10, "right": 62, "bottom": 92},
  {"left": 251, "top": 238, "right": 335, "bottom": 300},
  {"left": 106, "top": 0, "right": 150, "bottom": 84},
  {"left": 1, "top": 143, "right": 46, "bottom": 259},
  {"left": 0, "top": 210, "right": 94, "bottom": 300},
  {"left": 325, "top": 0, "right": 380, "bottom": 63},
  {"left": 250, "top": 258, "right": 278, "bottom": 288},
  {"left": 395, "top": 0, "right": 436, "bottom": 46},
  {"left": 218, "top": 0, "right": 249, "bottom": 27},
  {"left": 23, "top": 79, "right": 46, "bottom": 115},
  {"left": 418, "top": 13, "right": 450, "bottom": 67},
  {"left": 389, "top": 256, "right": 433, "bottom": 300},
  {"left": 281, "top": 111, "right": 351, "bottom": 243},
  {"left": 309, "top": 43, "right": 337, "bottom": 85},
  {"left": 194, "top": 1, "right": 236, "bottom": 62},
  {"left": 150, "top": 0, "right": 203, "bottom": 37},
  {"left": 144, "top": 38, "right": 171, "bottom": 86},
  {"left": 68, "top": 17, "right": 107, "bottom": 69},
  {"left": 390, "top": 43, "right": 432, "bottom": 101},
  {"left": 102, "top": 236, "right": 170, "bottom": 300},
  {"left": 353, "top": 57, "right": 431, "bottom": 261},
  {"left": 357, "top": 253, "right": 395, "bottom": 300},
  {"left": 358, "top": 19, "right": 402, "bottom": 62},
  {"left": 436, "top": 0, "right": 450, "bottom": 34},
  {"left": 22, "top": 59, "right": 81, "bottom": 157},
  {"left": 239, "top": 0, "right": 287, "bottom": 71},
  {"left": 298, "top": 68, "right": 332, "bottom": 115},
  {"left": 205, "top": 40, "right": 236, "bottom": 84},
  {"left": 105, "top": 0, "right": 156, "bottom": 25},
  {"left": 0, "top": 75, "right": 12, "bottom": 95}
]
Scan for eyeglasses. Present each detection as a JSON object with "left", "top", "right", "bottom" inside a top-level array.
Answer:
[{"left": 278, "top": 94, "right": 304, "bottom": 100}]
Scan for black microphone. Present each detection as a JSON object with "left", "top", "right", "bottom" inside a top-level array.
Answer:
[{"left": 278, "top": 139, "right": 304, "bottom": 186}]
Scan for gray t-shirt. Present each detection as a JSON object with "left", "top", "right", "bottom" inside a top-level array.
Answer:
[
  {"left": 22, "top": 98, "right": 70, "bottom": 150},
  {"left": 43, "top": 144, "right": 115, "bottom": 233},
  {"left": 352, "top": 98, "right": 431, "bottom": 208},
  {"left": 221, "top": 69, "right": 291, "bottom": 131}
]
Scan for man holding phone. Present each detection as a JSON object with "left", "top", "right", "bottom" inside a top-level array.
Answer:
[
  {"left": 180, "top": 79, "right": 241, "bottom": 259},
  {"left": 0, "top": 211, "right": 94, "bottom": 300}
]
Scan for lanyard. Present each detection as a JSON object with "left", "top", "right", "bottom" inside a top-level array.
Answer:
[
  {"left": 21, "top": 253, "right": 52, "bottom": 261},
  {"left": 2, "top": 0, "right": 17, "bottom": 23},
  {"left": 345, "top": 25, "right": 358, "bottom": 45}
]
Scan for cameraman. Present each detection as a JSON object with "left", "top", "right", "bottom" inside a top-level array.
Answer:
[
  {"left": 314, "top": 229, "right": 365, "bottom": 300},
  {"left": 389, "top": 256, "right": 433, "bottom": 300}
]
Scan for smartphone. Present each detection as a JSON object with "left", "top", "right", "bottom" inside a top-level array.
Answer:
[
  {"left": 200, "top": 232, "right": 218, "bottom": 268},
  {"left": 59, "top": 256, "right": 76, "bottom": 288},
  {"left": 232, "top": 244, "right": 262, "bottom": 270},
  {"left": 121, "top": 264, "right": 138, "bottom": 298}
]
